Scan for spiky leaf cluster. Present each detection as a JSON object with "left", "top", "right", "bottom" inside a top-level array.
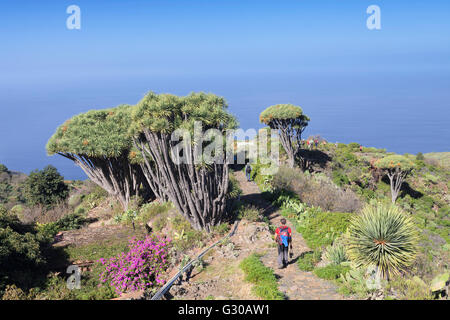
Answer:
[
  {"left": 374, "top": 155, "right": 414, "bottom": 171},
  {"left": 46, "top": 104, "right": 135, "bottom": 160},
  {"left": 346, "top": 203, "right": 419, "bottom": 279},
  {"left": 259, "top": 104, "right": 309, "bottom": 127},
  {"left": 130, "top": 91, "right": 237, "bottom": 136}
]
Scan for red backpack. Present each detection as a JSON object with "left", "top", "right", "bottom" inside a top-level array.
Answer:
[{"left": 276, "top": 226, "right": 290, "bottom": 247}]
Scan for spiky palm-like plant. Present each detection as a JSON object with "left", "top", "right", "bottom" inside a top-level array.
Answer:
[{"left": 346, "top": 204, "right": 419, "bottom": 280}]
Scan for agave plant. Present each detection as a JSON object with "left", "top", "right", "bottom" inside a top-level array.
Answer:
[{"left": 346, "top": 203, "right": 419, "bottom": 280}]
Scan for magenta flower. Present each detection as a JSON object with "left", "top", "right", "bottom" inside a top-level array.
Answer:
[{"left": 97, "top": 235, "right": 171, "bottom": 294}]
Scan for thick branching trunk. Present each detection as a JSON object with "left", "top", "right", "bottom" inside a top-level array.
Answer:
[
  {"left": 58, "top": 152, "right": 151, "bottom": 210},
  {"left": 387, "top": 167, "right": 409, "bottom": 203},
  {"left": 134, "top": 130, "right": 229, "bottom": 232},
  {"left": 270, "top": 119, "right": 304, "bottom": 168}
]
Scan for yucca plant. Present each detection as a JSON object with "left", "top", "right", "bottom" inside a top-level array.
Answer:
[{"left": 346, "top": 203, "right": 419, "bottom": 280}]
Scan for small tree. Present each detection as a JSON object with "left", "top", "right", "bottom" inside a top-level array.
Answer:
[
  {"left": 0, "top": 164, "right": 7, "bottom": 173},
  {"left": 260, "top": 104, "right": 309, "bottom": 168},
  {"left": 374, "top": 155, "right": 414, "bottom": 203},
  {"left": 23, "top": 165, "right": 69, "bottom": 208}
]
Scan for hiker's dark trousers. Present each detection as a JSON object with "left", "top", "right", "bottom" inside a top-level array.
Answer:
[{"left": 278, "top": 244, "right": 289, "bottom": 267}]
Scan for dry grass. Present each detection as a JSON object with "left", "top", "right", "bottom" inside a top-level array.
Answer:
[
  {"left": 424, "top": 152, "right": 450, "bottom": 169},
  {"left": 272, "top": 166, "right": 362, "bottom": 213}
]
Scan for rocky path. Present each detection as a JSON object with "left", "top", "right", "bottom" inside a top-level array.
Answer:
[
  {"left": 168, "top": 170, "right": 346, "bottom": 300},
  {"left": 235, "top": 170, "right": 345, "bottom": 300}
]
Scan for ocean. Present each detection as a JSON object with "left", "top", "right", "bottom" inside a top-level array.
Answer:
[{"left": 0, "top": 72, "right": 449, "bottom": 180}]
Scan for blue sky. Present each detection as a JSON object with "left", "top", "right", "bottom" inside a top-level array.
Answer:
[{"left": 0, "top": 0, "right": 449, "bottom": 179}]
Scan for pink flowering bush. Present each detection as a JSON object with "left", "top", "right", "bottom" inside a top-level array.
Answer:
[{"left": 97, "top": 235, "right": 171, "bottom": 295}]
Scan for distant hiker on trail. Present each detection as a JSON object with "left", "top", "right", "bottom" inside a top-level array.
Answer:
[
  {"left": 309, "top": 139, "right": 314, "bottom": 150},
  {"left": 314, "top": 139, "right": 318, "bottom": 148},
  {"left": 275, "top": 218, "right": 293, "bottom": 269},
  {"left": 245, "top": 162, "right": 252, "bottom": 182},
  {"left": 359, "top": 145, "right": 363, "bottom": 152}
]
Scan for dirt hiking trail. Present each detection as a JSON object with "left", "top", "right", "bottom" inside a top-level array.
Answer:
[
  {"left": 235, "top": 170, "right": 344, "bottom": 300},
  {"left": 168, "top": 170, "right": 346, "bottom": 300}
]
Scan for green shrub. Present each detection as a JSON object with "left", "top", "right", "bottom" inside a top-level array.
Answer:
[
  {"left": 10, "top": 205, "right": 24, "bottom": 219},
  {"left": 137, "top": 201, "right": 172, "bottom": 223},
  {"left": 0, "top": 204, "right": 7, "bottom": 216},
  {"left": 0, "top": 164, "right": 7, "bottom": 173},
  {"left": 68, "top": 194, "right": 82, "bottom": 208},
  {"left": 348, "top": 142, "right": 361, "bottom": 150},
  {"left": 240, "top": 254, "right": 284, "bottom": 300},
  {"left": 36, "top": 213, "right": 87, "bottom": 239},
  {"left": 0, "top": 211, "right": 48, "bottom": 296},
  {"left": 227, "top": 174, "right": 242, "bottom": 199},
  {"left": 74, "top": 206, "right": 86, "bottom": 215},
  {"left": 0, "top": 185, "right": 12, "bottom": 204},
  {"left": 248, "top": 161, "right": 274, "bottom": 190},
  {"left": 386, "top": 276, "right": 433, "bottom": 300},
  {"left": 338, "top": 267, "right": 377, "bottom": 298},
  {"left": 297, "top": 251, "right": 321, "bottom": 271},
  {"left": 212, "top": 223, "right": 230, "bottom": 235},
  {"left": 1, "top": 284, "right": 28, "bottom": 300},
  {"left": 314, "top": 264, "right": 350, "bottom": 280},
  {"left": 237, "top": 204, "right": 262, "bottom": 222},
  {"left": 170, "top": 214, "right": 204, "bottom": 250},
  {"left": 414, "top": 159, "right": 426, "bottom": 170},
  {"left": 332, "top": 170, "right": 349, "bottom": 187},
  {"left": 323, "top": 242, "right": 348, "bottom": 265},
  {"left": 82, "top": 186, "right": 108, "bottom": 209},
  {"left": 57, "top": 213, "right": 87, "bottom": 230},
  {"left": 297, "top": 211, "right": 351, "bottom": 250},
  {"left": 334, "top": 148, "right": 359, "bottom": 167},
  {"left": 23, "top": 165, "right": 69, "bottom": 208},
  {"left": 25, "top": 264, "right": 117, "bottom": 300},
  {"left": 35, "top": 222, "right": 60, "bottom": 239},
  {"left": 346, "top": 203, "right": 419, "bottom": 279},
  {"left": 152, "top": 212, "right": 168, "bottom": 232},
  {"left": 114, "top": 209, "right": 138, "bottom": 226},
  {"left": 416, "top": 152, "right": 425, "bottom": 161},
  {"left": 114, "top": 201, "right": 173, "bottom": 227}
]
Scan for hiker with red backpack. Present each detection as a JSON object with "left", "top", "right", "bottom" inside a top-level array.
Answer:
[{"left": 275, "top": 218, "right": 293, "bottom": 269}]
